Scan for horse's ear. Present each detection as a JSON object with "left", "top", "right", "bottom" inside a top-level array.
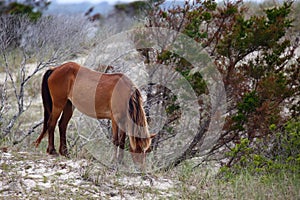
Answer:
[{"left": 150, "top": 133, "right": 156, "bottom": 139}]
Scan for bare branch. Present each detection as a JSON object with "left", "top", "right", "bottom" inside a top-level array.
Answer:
[{"left": 0, "top": 15, "right": 92, "bottom": 139}]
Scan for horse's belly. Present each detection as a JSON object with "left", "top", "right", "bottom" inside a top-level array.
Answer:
[
  {"left": 70, "top": 98, "right": 111, "bottom": 119},
  {"left": 68, "top": 89, "right": 111, "bottom": 119}
]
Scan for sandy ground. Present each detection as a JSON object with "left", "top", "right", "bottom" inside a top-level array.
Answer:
[{"left": 0, "top": 150, "right": 179, "bottom": 199}]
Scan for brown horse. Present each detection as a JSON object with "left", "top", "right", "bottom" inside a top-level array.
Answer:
[{"left": 35, "top": 62, "right": 155, "bottom": 169}]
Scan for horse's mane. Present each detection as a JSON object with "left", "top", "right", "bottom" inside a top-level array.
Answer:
[{"left": 128, "top": 88, "right": 151, "bottom": 152}]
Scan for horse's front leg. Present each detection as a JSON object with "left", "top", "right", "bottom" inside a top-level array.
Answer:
[
  {"left": 118, "top": 130, "right": 126, "bottom": 164},
  {"left": 111, "top": 119, "right": 119, "bottom": 164}
]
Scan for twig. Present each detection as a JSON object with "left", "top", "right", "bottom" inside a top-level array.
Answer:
[{"left": 13, "top": 119, "right": 43, "bottom": 145}]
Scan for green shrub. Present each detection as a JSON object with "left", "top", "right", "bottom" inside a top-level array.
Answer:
[{"left": 221, "top": 117, "right": 300, "bottom": 177}]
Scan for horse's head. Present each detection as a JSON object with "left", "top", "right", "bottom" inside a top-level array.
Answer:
[{"left": 129, "top": 133, "right": 156, "bottom": 171}]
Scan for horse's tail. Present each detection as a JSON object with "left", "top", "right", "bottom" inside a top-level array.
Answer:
[
  {"left": 35, "top": 69, "right": 54, "bottom": 148},
  {"left": 128, "top": 88, "right": 151, "bottom": 152}
]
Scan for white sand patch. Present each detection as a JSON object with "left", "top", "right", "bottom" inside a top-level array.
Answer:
[{"left": 0, "top": 151, "right": 180, "bottom": 199}]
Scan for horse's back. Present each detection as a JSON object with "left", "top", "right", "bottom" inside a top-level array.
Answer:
[{"left": 47, "top": 62, "right": 135, "bottom": 120}]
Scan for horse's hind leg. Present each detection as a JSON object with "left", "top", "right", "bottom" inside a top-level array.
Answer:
[
  {"left": 58, "top": 100, "right": 73, "bottom": 156},
  {"left": 35, "top": 108, "right": 50, "bottom": 148},
  {"left": 47, "top": 103, "right": 65, "bottom": 155},
  {"left": 35, "top": 97, "right": 51, "bottom": 148}
]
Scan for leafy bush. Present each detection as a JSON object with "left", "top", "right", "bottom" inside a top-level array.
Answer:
[
  {"left": 141, "top": 0, "right": 299, "bottom": 169},
  {"left": 221, "top": 117, "right": 300, "bottom": 176}
]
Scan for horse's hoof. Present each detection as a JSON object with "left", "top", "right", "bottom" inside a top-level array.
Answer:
[
  {"left": 142, "top": 174, "right": 154, "bottom": 186},
  {"left": 49, "top": 152, "right": 59, "bottom": 156},
  {"left": 47, "top": 149, "right": 59, "bottom": 156},
  {"left": 59, "top": 150, "right": 69, "bottom": 158},
  {"left": 63, "top": 153, "right": 70, "bottom": 158}
]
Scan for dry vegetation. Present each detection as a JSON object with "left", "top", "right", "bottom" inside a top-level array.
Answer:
[{"left": 1, "top": 148, "right": 299, "bottom": 199}]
